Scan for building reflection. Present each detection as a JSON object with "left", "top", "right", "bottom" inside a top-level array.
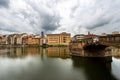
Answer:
[
  {"left": 71, "top": 56, "right": 117, "bottom": 80},
  {"left": 46, "top": 47, "right": 70, "bottom": 58},
  {"left": 0, "top": 47, "right": 42, "bottom": 58},
  {"left": 111, "top": 47, "right": 120, "bottom": 58},
  {"left": 0, "top": 47, "right": 70, "bottom": 58},
  {"left": 2, "top": 46, "right": 120, "bottom": 59}
]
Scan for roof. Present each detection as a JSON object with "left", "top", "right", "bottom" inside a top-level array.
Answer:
[{"left": 74, "top": 34, "right": 85, "bottom": 37}]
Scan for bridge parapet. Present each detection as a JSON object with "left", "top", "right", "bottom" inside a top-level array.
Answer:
[
  {"left": 69, "top": 35, "right": 120, "bottom": 57},
  {"left": 70, "top": 34, "right": 120, "bottom": 51},
  {"left": 69, "top": 36, "right": 112, "bottom": 57}
]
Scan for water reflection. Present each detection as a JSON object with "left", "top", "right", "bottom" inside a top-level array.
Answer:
[
  {"left": 46, "top": 47, "right": 70, "bottom": 58},
  {"left": 0, "top": 47, "right": 120, "bottom": 58},
  {"left": 111, "top": 47, "right": 120, "bottom": 57},
  {"left": 72, "top": 56, "right": 117, "bottom": 80},
  {"left": 0, "top": 55, "right": 42, "bottom": 80},
  {"left": 0, "top": 47, "right": 41, "bottom": 58},
  {"left": 112, "top": 57, "right": 120, "bottom": 80},
  {"left": 0, "top": 47, "right": 120, "bottom": 80},
  {"left": 0, "top": 47, "right": 70, "bottom": 58}
]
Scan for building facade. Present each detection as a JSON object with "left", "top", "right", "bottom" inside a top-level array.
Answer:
[
  {"left": 1, "top": 35, "right": 8, "bottom": 45},
  {"left": 40, "top": 32, "right": 47, "bottom": 46},
  {"left": 112, "top": 31, "right": 119, "bottom": 35},
  {"left": 16, "top": 33, "right": 28, "bottom": 45},
  {"left": 0, "top": 36, "right": 2, "bottom": 44},
  {"left": 46, "top": 32, "right": 71, "bottom": 45},
  {"left": 10, "top": 34, "right": 17, "bottom": 45},
  {"left": 23, "top": 35, "right": 41, "bottom": 45},
  {"left": 73, "top": 34, "right": 85, "bottom": 41}
]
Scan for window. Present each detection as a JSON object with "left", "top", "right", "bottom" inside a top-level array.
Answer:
[{"left": 63, "top": 40, "right": 66, "bottom": 43}]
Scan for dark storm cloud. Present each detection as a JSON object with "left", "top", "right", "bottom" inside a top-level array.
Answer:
[
  {"left": 0, "top": 0, "right": 10, "bottom": 8},
  {"left": 0, "top": 23, "right": 18, "bottom": 32},
  {"left": 25, "top": 0, "right": 61, "bottom": 33},
  {"left": 87, "top": 18, "right": 111, "bottom": 30},
  {"left": 41, "top": 14, "right": 60, "bottom": 32}
]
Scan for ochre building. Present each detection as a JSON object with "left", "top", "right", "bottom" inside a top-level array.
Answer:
[
  {"left": 24, "top": 36, "right": 40, "bottom": 45},
  {"left": 46, "top": 32, "right": 71, "bottom": 45}
]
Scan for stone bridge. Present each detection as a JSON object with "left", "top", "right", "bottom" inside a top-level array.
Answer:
[
  {"left": 69, "top": 34, "right": 120, "bottom": 57},
  {"left": 75, "top": 34, "right": 120, "bottom": 49}
]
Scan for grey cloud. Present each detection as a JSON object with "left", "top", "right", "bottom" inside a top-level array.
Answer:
[
  {"left": 87, "top": 18, "right": 111, "bottom": 30},
  {"left": 74, "top": 0, "right": 120, "bottom": 34},
  {"left": 41, "top": 14, "right": 60, "bottom": 33},
  {"left": 1, "top": 0, "right": 120, "bottom": 35},
  {"left": 114, "top": 19, "right": 120, "bottom": 23},
  {"left": 71, "top": 0, "right": 79, "bottom": 12},
  {"left": 25, "top": 0, "right": 61, "bottom": 33},
  {"left": 0, "top": 23, "right": 18, "bottom": 32},
  {"left": 0, "top": 0, "right": 10, "bottom": 8}
]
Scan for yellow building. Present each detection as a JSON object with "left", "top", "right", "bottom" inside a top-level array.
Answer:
[
  {"left": 24, "top": 36, "right": 40, "bottom": 45},
  {"left": 32, "top": 38, "right": 40, "bottom": 45},
  {"left": 46, "top": 32, "right": 71, "bottom": 45},
  {"left": 112, "top": 31, "right": 119, "bottom": 35}
]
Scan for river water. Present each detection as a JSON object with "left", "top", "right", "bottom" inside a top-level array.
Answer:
[{"left": 0, "top": 47, "right": 120, "bottom": 80}]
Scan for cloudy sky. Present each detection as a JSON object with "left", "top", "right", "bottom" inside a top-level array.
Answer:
[{"left": 0, "top": 0, "right": 120, "bottom": 36}]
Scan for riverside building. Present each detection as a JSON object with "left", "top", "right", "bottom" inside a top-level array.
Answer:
[{"left": 46, "top": 32, "right": 71, "bottom": 46}]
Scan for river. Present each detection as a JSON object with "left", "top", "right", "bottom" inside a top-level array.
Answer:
[{"left": 0, "top": 47, "right": 120, "bottom": 80}]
